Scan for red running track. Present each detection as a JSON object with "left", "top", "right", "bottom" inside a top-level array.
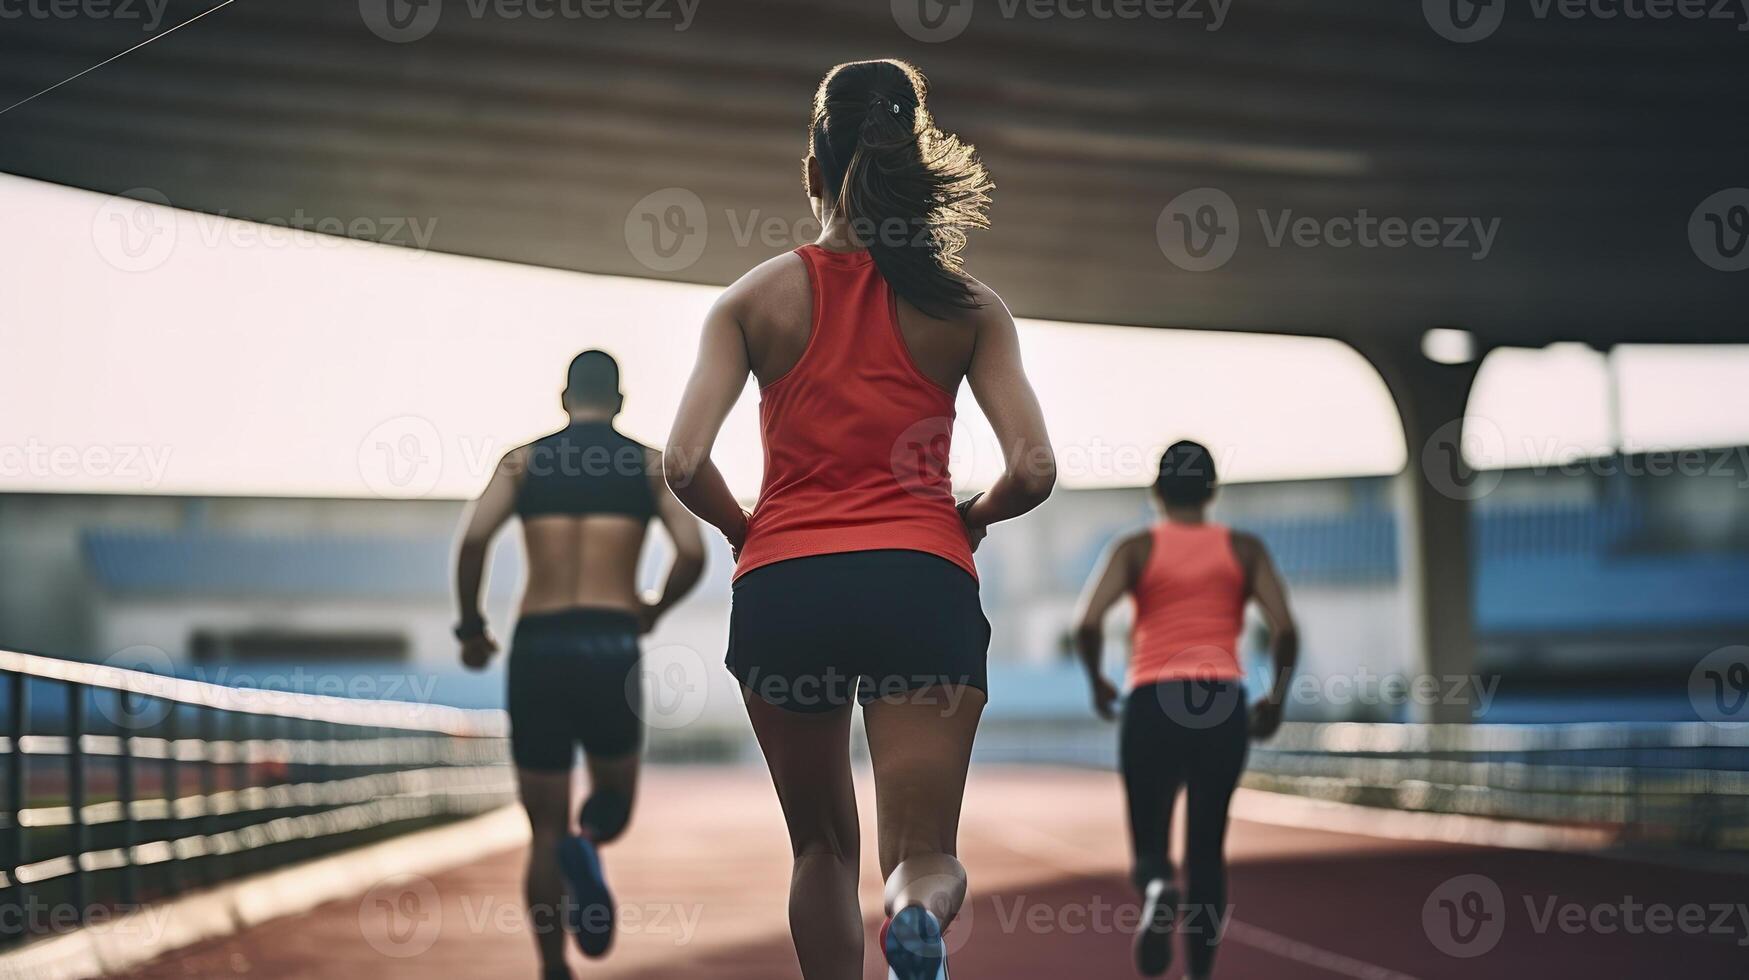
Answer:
[{"left": 116, "top": 767, "right": 1748, "bottom": 979}]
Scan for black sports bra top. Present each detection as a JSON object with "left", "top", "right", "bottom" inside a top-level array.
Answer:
[{"left": 515, "top": 422, "right": 656, "bottom": 521}]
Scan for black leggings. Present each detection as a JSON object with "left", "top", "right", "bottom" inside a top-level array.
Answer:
[{"left": 1120, "top": 680, "right": 1249, "bottom": 978}]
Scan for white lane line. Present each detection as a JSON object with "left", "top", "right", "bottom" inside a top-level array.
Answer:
[
  {"left": 986, "top": 814, "right": 1422, "bottom": 980},
  {"left": 1224, "top": 919, "right": 1422, "bottom": 980}
]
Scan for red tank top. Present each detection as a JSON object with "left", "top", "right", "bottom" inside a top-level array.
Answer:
[
  {"left": 734, "top": 245, "right": 977, "bottom": 581},
  {"left": 1128, "top": 522, "right": 1246, "bottom": 688}
]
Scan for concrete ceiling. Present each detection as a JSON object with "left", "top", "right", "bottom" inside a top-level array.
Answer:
[{"left": 3, "top": 0, "right": 1747, "bottom": 350}]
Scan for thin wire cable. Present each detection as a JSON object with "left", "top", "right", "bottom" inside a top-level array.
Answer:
[{"left": 0, "top": 0, "right": 243, "bottom": 118}]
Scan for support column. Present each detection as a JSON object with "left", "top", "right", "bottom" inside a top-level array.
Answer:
[{"left": 1356, "top": 338, "right": 1483, "bottom": 724}]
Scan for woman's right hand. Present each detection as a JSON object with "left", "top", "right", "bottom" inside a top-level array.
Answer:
[{"left": 458, "top": 632, "right": 498, "bottom": 672}]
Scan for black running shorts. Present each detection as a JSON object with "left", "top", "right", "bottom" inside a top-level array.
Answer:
[
  {"left": 726, "top": 549, "right": 991, "bottom": 713},
  {"left": 507, "top": 608, "right": 642, "bottom": 770}
]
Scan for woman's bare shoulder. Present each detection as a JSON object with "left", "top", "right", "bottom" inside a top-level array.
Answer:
[
  {"left": 717, "top": 250, "right": 811, "bottom": 319},
  {"left": 957, "top": 273, "right": 1015, "bottom": 334}
]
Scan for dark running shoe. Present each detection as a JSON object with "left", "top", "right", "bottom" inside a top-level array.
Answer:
[
  {"left": 557, "top": 835, "right": 614, "bottom": 958},
  {"left": 1134, "top": 877, "right": 1179, "bottom": 976}
]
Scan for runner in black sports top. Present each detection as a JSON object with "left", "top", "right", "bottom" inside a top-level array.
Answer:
[{"left": 453, "top": 349, "right": 705, "bottom": 979}]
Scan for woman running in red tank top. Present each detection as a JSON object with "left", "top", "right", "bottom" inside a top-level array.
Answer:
[
  {"left": 666, "top": 60, "right": 1055, "bottom": 980},
  {"left": 1072, "top": 441, "right": 1299, "bottom": 980}
]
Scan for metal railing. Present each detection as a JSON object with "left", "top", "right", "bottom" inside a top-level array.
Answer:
[
  {"left": 0, "top": 648, "right": 513, "bottom": 947},
  {"left": 973, "top": 716, "right": 1749, "bottom": 848},
  {"left": 1246, "top": 720, "right": 1749, "bottom": 848}
]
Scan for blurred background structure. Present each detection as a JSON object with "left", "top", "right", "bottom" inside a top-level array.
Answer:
[{"left": 2, "top": 1, "right": 1748, "bottom": 976}]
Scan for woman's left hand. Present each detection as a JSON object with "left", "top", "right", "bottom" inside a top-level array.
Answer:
[
  {"left": 727, "top": 508, "right": 751, "bottom": 560},
  {"left": 1249, "top": 699, "right": 1284, "bottom": 740},
  {"left": 963, "top": 521, "right": 987, "bottom": 552},
  {"left": 957, "top": 494, "right": 987, "bottom": 552}
]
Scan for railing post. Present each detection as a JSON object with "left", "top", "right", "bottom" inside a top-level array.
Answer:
[
  {"left": 4, "top": 671, "right": 27, "bottom": 944},
  {"left": 277, "top": 715, "right": 294, "bottom": 786},
  {"left": 198, "top": 706, "right": 218, "bottom": 886},
  {"left": 117, "top": 689, "right": 138, "bottom": 907},
  {"left": 227, "top": 711, "right": 246, "bottom": 882},
  {"left": 162, "top": 702, "right": 181, "bottom": 896},
  {"left": 66, "top": 683, "right": 86, "bottom": 924}
]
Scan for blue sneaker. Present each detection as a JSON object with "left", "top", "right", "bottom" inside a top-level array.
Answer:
[
  {"left": 883, "top": 905, "right": 949, "bottom": 980},
  {"left": 557, "top": 835, "right": 614, "bottom": 958}
]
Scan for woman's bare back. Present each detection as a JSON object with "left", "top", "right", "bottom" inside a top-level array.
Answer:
[{"left": 730, "top": 248, "right": 984, "bottom": 393}]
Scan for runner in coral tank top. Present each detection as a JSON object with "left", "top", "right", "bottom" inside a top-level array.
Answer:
[
  {"left": 735, "top": 243, "right": 977, "bottom": 581},
  {"left": 1073, "top": 441, "right": 1300, "bottom": 980},
  {"left": 1127, "top": 521, "right": 1248, "bottom": 689},
  {"left": 665, "top": 59, "right": 1055, "bottom": 980}
]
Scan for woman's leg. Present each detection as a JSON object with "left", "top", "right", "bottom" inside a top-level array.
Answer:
[
  {"left": 1123, "top": 683, "right": 1192, "bottom": 976},
  {"left": 1120, "top": 683, "right": 1187, "bottom": 891},
  {"left": 863, "top": 684, "right": 986, "bottom": 926},
  {"left": 516, "top": 767, "right": 573, "bottom": 978},
  {"left": 742, "top": 688, "right": 864, "bottom": 980},
  {"left": 579, "top": 752, "right": 638, "bottom": 843},
  {"left": 1180, "top": 695, "right": 1249, "bottom": 979},
  {"left": 577, "top": 625, "right": 642, "bottom": 844}
]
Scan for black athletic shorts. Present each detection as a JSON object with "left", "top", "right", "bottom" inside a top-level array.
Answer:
[
  {"left": 726, "top": 549, "right": 991, "bottom": 713},
  {"left": 507, "top": 608, "right": 642, "bottom": 770}
]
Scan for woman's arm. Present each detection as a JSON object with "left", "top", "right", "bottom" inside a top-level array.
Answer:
[
  {"left": 962, "top": 283, "right": 1056, "bottom": 530},
  {"left": 1072, "top": 532, "right": 1148, "bottom": 720},
  {"left": 453, "top": 448, "right": 523, "bottom": 669},
  {"left": 1235, "top": 531, "right": 1299, "bottom": 739},
  {"left": 665, "top": 294, "right": 752, "bottom": 550}
]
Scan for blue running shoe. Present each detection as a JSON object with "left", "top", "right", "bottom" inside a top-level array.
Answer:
[
  {"left": 883, "top": 904, "right": 949, "bottom": 980},
  {"left": 557, "top": 835, "right": 614, "bottom": 958}
]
